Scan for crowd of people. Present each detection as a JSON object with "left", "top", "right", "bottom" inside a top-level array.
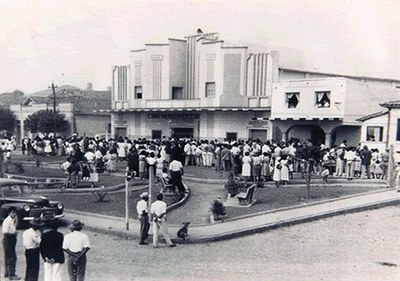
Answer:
[{"left": 1, "top": 134, "right": 394, "bottom": 189}]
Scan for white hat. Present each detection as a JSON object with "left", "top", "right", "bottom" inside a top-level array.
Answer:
[{"left": 140, "top": 192, "right": 149, "bottom": 198}]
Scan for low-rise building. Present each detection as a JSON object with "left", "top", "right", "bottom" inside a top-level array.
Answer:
[
  {"left": 271, "top": 72, "right": 400, "bottom": 147},
  {"left": 10, "top": 87, "right": 111, "bottom": 143}
]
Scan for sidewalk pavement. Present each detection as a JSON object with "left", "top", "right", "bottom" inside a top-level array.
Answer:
[{"left": 64, "top": 187, "right": 400, "bottom": 244}]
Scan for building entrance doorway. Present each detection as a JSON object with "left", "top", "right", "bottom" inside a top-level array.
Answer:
[
  {"left": 171, "top": 128, "right": 193, "bottom": 139},
  {"left": 115, "top": 127, "right": 127, "bottom": 138},
  {"left": 250, "top": 129, "right": 268, "bottom": 141}
]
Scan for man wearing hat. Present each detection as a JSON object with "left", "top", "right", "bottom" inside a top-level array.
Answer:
[
  {"left": 22, "top": 218, "right": 45, "bottom": 281},
  {"left": 136, "top": 192, "right": 150, "bottom": 245},
  {"left": 63, "top": 220, "right": 90, "bottom": 281}
]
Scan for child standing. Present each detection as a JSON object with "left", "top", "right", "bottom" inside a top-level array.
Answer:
[
  {"left": 374, "top": 160, "right": 383, "bottom": 179},
  {"left": 353, "top": 153, "right": 362, "bottom": 178},
  {"left": 321, "top": 166, "right": 330, "bottom": 183}
]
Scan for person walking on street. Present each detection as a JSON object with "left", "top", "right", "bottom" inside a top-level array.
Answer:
[
  {"left": 63, "top": 220, "right": 91, "bottom": 281},
  {"left": 151, "top": 193, "right": 176, "bottom": 248},
  {"left": 23, "top": 218, "right": 45, "bottom": 281},
  {"left": 2, "top": 207, "right": 21, "bottom": 280},
  {"left": 136, "top": 192, "right": 150, "bottom": 245},
  {"left": 40, "top": 220, "right": 65, "bottom": 281}
]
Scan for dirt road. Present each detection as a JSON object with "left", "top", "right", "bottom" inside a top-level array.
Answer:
[{"left": 2, "top": 206, "right": 400, "bottom": 281}]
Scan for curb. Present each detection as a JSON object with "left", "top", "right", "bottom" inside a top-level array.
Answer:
[
  {"left": 182, "top": 196, "right": 400, "bottom": 244},
  {"left": 62, "top": 183, "right": 191, "bottom": 240},
  {"left": 183, "top": 175, "right": 387, "bottom": 186},
  {"left": 61, "top": 187, "right": 400, "bottom": 244}
]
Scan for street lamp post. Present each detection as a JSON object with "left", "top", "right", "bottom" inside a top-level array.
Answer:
[
  {"left": 148, "top": 165, "right": 154, "bottom": 224},
  {"left": 49, "top": 82, "right": 58, "bottom": 137},
  {"left": 125, "top": 168, "right": 131, "bottom": 231}
]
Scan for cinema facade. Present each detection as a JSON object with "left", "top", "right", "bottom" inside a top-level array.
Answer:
[{"left": 107, "top": 31, "right": 400, "bottom": 146}]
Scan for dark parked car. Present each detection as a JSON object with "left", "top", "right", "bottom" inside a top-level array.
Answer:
[{"left": 0, "top": 178, "right": 64, "bottom": 228}]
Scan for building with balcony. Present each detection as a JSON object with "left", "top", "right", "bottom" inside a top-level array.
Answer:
[
  {"left": 110, "top": 31, "right": 278, "bottom": 140},
  {"left": 271, "top": 70, "right": 400, "bottom": 147}
]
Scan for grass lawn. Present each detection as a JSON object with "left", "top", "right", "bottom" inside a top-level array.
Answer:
[
  {"left": 223, "top": 184, "right": 384, "bottom": 219},
  {"left": 5, "top": 155, "right": 387, "bottom": 225},
  {"left": 44, "top": 182, "right": 176, "bottom": 219},
  {"left": 7, "top": 164, "right": 127, "bottom": 188}
]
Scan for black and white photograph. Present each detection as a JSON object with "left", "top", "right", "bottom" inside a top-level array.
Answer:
[{"left": 1, "top": 0, "right": 400, "bottom": 280}]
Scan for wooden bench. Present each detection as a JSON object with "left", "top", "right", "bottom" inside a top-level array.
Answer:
[{"left": 236, "top": 184, "right": 256, "bottom": 205}]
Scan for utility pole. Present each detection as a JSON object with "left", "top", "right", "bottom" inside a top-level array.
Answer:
[{"left": 49, "top": 82, "right": 58, "bottom": 137}]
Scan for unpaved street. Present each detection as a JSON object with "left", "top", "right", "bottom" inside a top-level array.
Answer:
[{"left": 2, "top": 206, "right": 400, "bottom": 281}]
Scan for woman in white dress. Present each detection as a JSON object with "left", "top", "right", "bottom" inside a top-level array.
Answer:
[
  {"left": 241, "top": 152, "right": 252, "bottom": 181},
  {"left": 273, "top": 157, "right": 282, "bottom": 187},
  {"left": 280, "top": 156, "right": 290, "bottom": 185}
]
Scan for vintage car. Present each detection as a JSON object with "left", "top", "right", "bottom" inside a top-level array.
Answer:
[{"left": 0, "top": 178, "right": 64, "bottom": 228}]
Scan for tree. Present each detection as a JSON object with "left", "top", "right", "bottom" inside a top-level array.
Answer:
[
  {"left": 296, "top": 145, "right": 323, "bottom": 199},
  {"left": 0, "top": 107, "right": 16, "bottom": 133},
  {"left": 24, "top": 110, "right": 70, "bottom": 134}
]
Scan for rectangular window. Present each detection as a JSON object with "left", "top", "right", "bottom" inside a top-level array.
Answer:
[
  {"left": 205, "top": 82, "right": 216, "bottom": 97},
  {"left": 315, "top": 91, "right": 331, "bottom": 108},
  {"left": 226, "top": 132, "right": 237, "bottom": 141},
  {"left": 135, "top": 86, "right": 143, "bottom": 99},
  {"left": 286, "top": 92, "right": 300, "bottom": 108},
  {"left": 152, "top": 130, "right": 162, "bottom": 140},
  {"left": 397, "top": 119, "right": 400, "bottom": 141},
  {"left": 366, "top": 126, "right": 383, "bottom": 142},
  {"left": 172, "top": 87, "right": 184, "bottom": 100}
]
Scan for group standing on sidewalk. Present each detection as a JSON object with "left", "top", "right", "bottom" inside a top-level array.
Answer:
[{"left": 2, "top": 215, "right": 90, "bottom": 281}]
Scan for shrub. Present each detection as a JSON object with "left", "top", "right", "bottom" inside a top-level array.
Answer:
[
  {"left": 210, "top": 199, "right": 226, "bottom": 220},
  {"left": 224, "top": 173, "right": 248, "bottom": 196},
  {"left": 92, "top": 186, "right": 109, "bottom": 202}
]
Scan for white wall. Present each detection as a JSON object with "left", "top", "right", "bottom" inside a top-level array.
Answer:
[
  {"left": 271, "top": 78, "right": 346, "bottom": 119},
  {"left": 345, "top": 80, "right": 399, "bottom": 123}
]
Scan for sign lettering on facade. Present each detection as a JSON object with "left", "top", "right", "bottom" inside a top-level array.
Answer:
[{"left": 148, "top": 113, "right": 200, "bottom": 119}]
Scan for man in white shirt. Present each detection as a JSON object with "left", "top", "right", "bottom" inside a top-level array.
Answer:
[
  {"left": 151, "top": 193, "right": 176, "bottom": 248},
  {"left": 63, "top": 220, "right": 91, "bottom": 281},
  {"left": 344, "top": 147, "right": 356, "bottom": 180},
  {"left": 169, "top": 158, "right": 185, "bottom": 198},
  {"left": 84, "top": 150, "right": 95, "bottom": 164},
  {"left": 23, "top": 218, "right": 44, "bottom": 281},
  {"left": 136, "top": 192, "right": 150, "bottom": 245},
  {"left": 183, "top": 141, "right": 191, "bottom": 166},
  {"left": 2, "top": 208, "right": 21, "bottom": 280}
]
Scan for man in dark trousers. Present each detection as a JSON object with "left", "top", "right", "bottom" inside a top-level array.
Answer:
[
  {"left": 360, "top": 145, "right": 372, "bottom": 179},
  {"left": 23, "top": 218, "right": 45, "bottom": 281},
  {"left": 63, "top": 220, "right": 90, "bottom": 281},
  {"left": 127, "top": 148, "right": 139, "bottom": 178},
  {"left": 2, "top": 207, "right": 21, "bottom": 280},
  {"left": 169, "top": 158, "right": 185, "bottom": 198},
  {"left": 136, "top": 192, "right": 150, "bottom": 245},
  {"left": 40, "top": 219, "right": 65, "bottom": 281}
]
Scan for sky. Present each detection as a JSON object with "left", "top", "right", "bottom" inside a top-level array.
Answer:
[{"left": 0, "top": 0, "right": 399, "bottom": 94}]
